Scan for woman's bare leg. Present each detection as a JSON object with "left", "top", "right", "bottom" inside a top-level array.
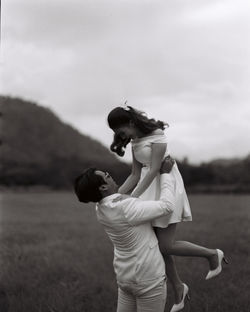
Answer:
[
  {"left": 164, "top": 254, "right": 184, "bottom": 303},
  {"left": 155, "top": 223, "right": 219, "bottom": 303},
  {"left": 155, "top": 224, "right": 219, "bottom": 275},
  {"left": 155, "top": 225, "right": 184, "bottom": 303}
]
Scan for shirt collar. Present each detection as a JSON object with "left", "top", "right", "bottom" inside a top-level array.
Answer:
[{"left": 99, "top": 193, "right": 121, "bottom": 205}]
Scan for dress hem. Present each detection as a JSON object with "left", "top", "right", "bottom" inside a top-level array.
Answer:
[{"left": 153, "top": 217, "right": 192, "bottom": 228}]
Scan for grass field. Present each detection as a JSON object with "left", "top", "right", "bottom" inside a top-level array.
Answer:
[{"left": 0, "top": 192, "right": 250, "bottom": 312}]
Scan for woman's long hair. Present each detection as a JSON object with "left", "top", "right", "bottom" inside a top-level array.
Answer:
[
  {"left": 108, "top": 106, "right": 168, "bottom": 156},
  {"left": 110, "top": 130, "right": 131, "bottom": 157}
]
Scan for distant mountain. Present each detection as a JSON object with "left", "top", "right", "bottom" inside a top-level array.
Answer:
[
  {"left": 1, "top": 96, "right": 249, "bottom": 193},
  {"left": 0, "top": 96, "right": 130, "bottom": 188}
]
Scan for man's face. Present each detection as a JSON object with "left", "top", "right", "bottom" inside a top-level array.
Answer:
[{"left": 95, "top": 170, "right": 118, "bottom": 192}]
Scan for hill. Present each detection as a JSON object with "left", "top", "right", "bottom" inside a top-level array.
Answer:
[
  {"left": 0, "top": 96, "right": 249, "bottom": 193},
  {"left": 0, "top": 96, "right": 130, "bottom": 188}
]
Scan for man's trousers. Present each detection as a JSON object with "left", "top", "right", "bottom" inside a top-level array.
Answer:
[{"left": 117, "top": 278, "right": 167, "bottom": 312}]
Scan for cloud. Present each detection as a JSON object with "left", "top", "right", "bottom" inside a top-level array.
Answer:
[
  {"left": 179, "top": 0, "right": 250, "bottom": 24},
  {"left": 1, "top": 0, "right": 250, "bottom": 163}
]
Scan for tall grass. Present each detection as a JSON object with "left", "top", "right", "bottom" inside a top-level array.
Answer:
[{"left": 0, "top": 192, "right": 250, "bottom": 312}]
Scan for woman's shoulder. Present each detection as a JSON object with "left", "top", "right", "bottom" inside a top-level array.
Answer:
[
  {"left": 132, "top": 129, "right": 167, "bottom": 145},
  {"left": 149, "top": 130, "right": 167, "bottom": 144},
  {"left": 151, "top": 129, "right": 165, "bottom": 136}
]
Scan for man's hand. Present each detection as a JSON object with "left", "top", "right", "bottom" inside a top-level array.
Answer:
[{"left": 160, "top": 156, "right": 175, "bottom": 174}]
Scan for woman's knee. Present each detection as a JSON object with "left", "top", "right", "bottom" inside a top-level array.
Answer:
[
  {"left": 158, "top": 241, "right": 173, "bottom": 255},
  {"left": 155, "top": 224, "right": 177, "bottom": 255}
]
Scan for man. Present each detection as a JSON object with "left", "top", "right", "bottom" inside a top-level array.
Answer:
[{"left": 74, "top": 159, "right": 175, "bottom": 312}]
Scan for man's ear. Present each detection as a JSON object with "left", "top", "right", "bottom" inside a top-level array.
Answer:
[{"left": 99, "top": 184, "right": 109, "bottom": 192}]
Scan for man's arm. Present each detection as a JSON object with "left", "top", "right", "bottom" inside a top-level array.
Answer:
[{"left": 122, "top": 173, "right": 174, "bottom": 226}]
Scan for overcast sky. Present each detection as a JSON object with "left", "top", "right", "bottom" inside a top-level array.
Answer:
[{"left": 1, "top": 0, "right": 250, "bottom": 163}]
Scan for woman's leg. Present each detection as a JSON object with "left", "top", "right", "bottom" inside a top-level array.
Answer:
[
  {"left": 164, "top": 255, "right": 184, "bottom": 303},
  {"left": 155, "top": 224, "right": 219, "bottom": 273},
  {"left": 155, "top": 225, "right": 184, "bottom": 304}
]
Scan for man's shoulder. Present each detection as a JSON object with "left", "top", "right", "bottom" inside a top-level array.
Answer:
[
  {"left": 98, "top": 194, "right": 135, "bottom": 210},
  {"left": 96, "top": 195, "right": 137, "bottom": 224},
  {"left": 111, "top": 194, "right": 133, "bottom": 203}
]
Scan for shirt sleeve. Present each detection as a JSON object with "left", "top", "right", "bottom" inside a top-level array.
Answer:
[{"left": 122, "top": 174, "right": 174, "bottom": 225}]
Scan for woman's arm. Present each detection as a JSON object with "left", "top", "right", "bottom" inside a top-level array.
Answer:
[
  {"left": 118, "top": 149, "right": 142, "bottom": 194},
  {"left": 131, "top": 143, "right": 167, "bottom": 197}
]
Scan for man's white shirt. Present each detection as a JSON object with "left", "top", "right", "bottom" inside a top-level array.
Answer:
[{"left": 96, "top": 174, "right": 174, "bottom": 285}]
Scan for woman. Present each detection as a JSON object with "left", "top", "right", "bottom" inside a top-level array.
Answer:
[{"left": 107, "top": 105, "right": 228, "bottom": 312}]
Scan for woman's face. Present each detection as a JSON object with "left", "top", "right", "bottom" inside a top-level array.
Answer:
[{"left": 114, "top": 124, "right": 137, "bottom": 139}]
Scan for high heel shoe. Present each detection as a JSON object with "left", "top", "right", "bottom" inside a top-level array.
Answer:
[
  {"left": 170, "top": 283, "right": 190, "bottom": 312},
  {"left": 206, "top": 249, "right": 229, "bottom": 280}
]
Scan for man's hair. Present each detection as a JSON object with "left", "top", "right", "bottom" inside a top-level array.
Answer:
[{"left": 74, "top": 167, "right": 106, "bottom": 203}]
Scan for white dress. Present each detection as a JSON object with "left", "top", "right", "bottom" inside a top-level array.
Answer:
[{"left": 131, "top": 133, "right": 192, "bottom": 228}]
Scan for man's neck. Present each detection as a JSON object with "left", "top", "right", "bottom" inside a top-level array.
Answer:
[{"left": 102, "top": 187, "right": 119, "bottom": 199}]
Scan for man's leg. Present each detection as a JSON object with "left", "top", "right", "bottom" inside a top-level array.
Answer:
[
  {"left": 137, "top": 280, "right": 167, "bottom": 312},
  {"left": 117, "top": 287, "right": 136, "bottom": 312}
]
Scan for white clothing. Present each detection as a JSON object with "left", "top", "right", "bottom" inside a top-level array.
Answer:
[
  {"left": 132, "top": 133, "right": 192, "bottom": 228},
  {"left": 96, "top": 174, "right": 174, "bottom": 287},
  {"left": 117, "top": 279, "right": 167, "bottom": 312}
]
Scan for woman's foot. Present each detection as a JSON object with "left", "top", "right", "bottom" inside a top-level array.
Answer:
[
  {"left": 170, "top": 283, "right": 190, "bottom": 312},
  {"left": 206, "top": 249, "right": 228, "bottom": 280},
  {"left": 208, "top": 249, "right": 219, "bottom": 270},
  {"left": 174, "top": 283, "right": 185, "bottom": 304}
]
